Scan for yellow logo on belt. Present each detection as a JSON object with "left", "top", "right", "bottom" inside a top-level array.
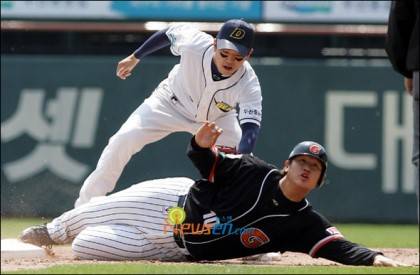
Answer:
[
  {"left": 215, "top": 99, "right": 234, "bottom": 112},
  {"left": 230, "top": 28, "right": 245, "bottom": 40},
  {"left": 167, "top": 207, "right": 186, "bottom": 225}
]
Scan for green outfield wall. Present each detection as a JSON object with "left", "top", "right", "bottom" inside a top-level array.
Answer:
[{"left": 1, "top": 56, "right": 417, "bottom": 223}]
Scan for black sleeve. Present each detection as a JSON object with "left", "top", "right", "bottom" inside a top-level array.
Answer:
[
  {"left": 315, "top": 239, "right": 383, "bottom": 266},
  {"left": 187, "top": 137, "right": 219, "bottom": 180},
  {"left": 187, "top": 137, "right": 248, "bottom": 183},
  {"left": 133, "top": 28, "right": 170, "bottom": 59},
  {"left": 385, "top": 0, "right": 416, "bottom": 78},
  {"left": 287, "top": 209, "right": 381, "bottom": 266}
]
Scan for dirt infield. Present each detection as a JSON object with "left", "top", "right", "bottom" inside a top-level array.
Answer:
[{"left": 1, "top": 245, "right": 418, "bottom": 272}]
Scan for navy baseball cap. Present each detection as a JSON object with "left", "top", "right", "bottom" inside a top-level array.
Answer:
[{"left": 216, "top": 19, "right": 255, "bottom": 57}]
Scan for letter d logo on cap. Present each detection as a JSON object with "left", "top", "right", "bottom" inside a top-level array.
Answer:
[{"left": 230, "top": 28, "right": 245, "bottom": 40}]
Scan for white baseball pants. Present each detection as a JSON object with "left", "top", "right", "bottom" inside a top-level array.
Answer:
[
  {"left": 48, "top": 177, "right": 194, "bottom": 261},
  {"left": 75, "top": 85, "right": 241, "bottom": 207}
]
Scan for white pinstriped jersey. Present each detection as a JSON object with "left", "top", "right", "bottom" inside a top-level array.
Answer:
[{"left": 164, "top": 24, "right": 262, "bottom": 125}]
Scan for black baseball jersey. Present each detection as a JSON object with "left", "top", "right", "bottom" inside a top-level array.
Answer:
[{"left": 179, "top": 138, "right": 381, "bottom": 265}]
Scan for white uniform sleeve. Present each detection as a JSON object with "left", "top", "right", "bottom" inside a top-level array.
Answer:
[
  {"left": 238, "top": 68, "right": 262, "bottom": 126},
  {"left": 165, "top": 23, "right": 213, "bottom": 56}
]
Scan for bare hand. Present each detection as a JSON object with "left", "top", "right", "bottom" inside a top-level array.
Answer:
[
  {"left": 116, "top": 54, "right": 140, "bottom": 80},
  {"left": 194, "top": 122, "right": 223, "bottom": 149},
  {"left": 404, "top": 77, "right": 413, "bottom": 95},
  {"left": 373, "top": 254, "right": 408, "bottom": 267}
]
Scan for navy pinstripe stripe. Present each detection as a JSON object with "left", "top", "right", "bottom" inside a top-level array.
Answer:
[
  {"left": 81, "top": 230, "right": 146, "bottom": 242},
  {"left": 153, "top": 239, "right": 178, "bottom": 245},
  {"left": 72, "top": 248, "right": 116, "bottom": 260},
  {"left": 73, "top": 243, "right": 160, "bottom": 259},
  {"left": 150, "top": 235, "right": 174, "bottom": 241},
  {"left": 52, "top": 201, "right": 176, "bottom": 232},
  {"left": 77, "top": 234, "right": 154, "bottom": 252},
  {"left": 65, "top": 211, "right": 166, "bottom": 230},
  {"left": 65, "top": 205, "right": 166, "bottom": 223},
  {"left": 139, "top": 185, "right": 188, "bottom": 191},
  {"left": 134, "top": 181, "right": 190, "bottom": 189},
  {"left": 106, "top": 227, "right": 145, "bottom": 235},
  {"left": 51, "top": 223, "right": 146, "bottom": 241},
  {"left": 118, "top": 190, "right": 179, "bottom": 198},
  {"left": 54, "top": 218, "right": 172, "bottom": 239},
  {"left": 68, "top": 217, "right": 169, "bottom": 234},
  {"left": 81, "top": 199, "right": 176, "bottom": 209},
  {"left": 89, "top": 227, "right": 144, "bottom": 237},
  {"left": 101, "top": 195, "right": 177, "bottom": 203}
]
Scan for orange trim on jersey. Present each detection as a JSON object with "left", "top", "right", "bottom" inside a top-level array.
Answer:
[
  {"left": 208, "top": 146, "right": 219, "bottom": 182},
  {"left": 309, "top": 234, "right": 344, "bottom": 258}
]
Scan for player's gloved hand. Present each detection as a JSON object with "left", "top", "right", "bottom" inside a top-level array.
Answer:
[
  {"left": 373, "top": 254, "right": 408, "bottom": 267},
  {"left": 216, "top": 145, "right": 238, "bottom": 154},
  {"left": 116, "top": 54, "right": 140, "bottom": 80}
]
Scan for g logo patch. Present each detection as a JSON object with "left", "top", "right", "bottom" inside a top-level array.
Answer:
[
  {"left": 240, "top": 228, "right": 270, "bottom": 249},
  {"left": 229, "top": 28, "right": 245, "bottom": 40}
]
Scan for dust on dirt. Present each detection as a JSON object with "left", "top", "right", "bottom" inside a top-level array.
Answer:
[{"left": 1, "top": 245, "right": 418, "bottom": 272}]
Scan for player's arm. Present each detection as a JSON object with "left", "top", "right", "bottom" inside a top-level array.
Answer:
[
  {"left": 187, "top": 122, "right": 245, "bottom": 182},
  {"left": 238, "top": 122, "right": 260, "bottom": 154},
  {"left": 315, "top": 239, "right": 406, "bottom": 266},
  {"left": 133, "top": 28, "right": 170, "bottom": 59},
  {"left": 314, "top": 238, "right": 382, "bottom": 265},
  {"left": 296, "top": 210, "right": 406, "bottom": 266},
  {"left": 385, "top": 0, "right": 415, "bottom": 79},
  {"left": 237, "top": 75, "right": 262, "bottom": 153},
  {"left": 187, "top": 122, "right": 222, "bottom": 181},
  {"left": 116, "top": 28, "right": 170, "bottom": 80}
]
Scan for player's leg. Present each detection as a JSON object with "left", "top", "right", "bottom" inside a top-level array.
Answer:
[
  {"left": 71, "top": 224, "right": 185, "bottom": 261},
  {"left": 23, "top": 177, "right": 189, "bottom": 249},
  {"left": 213, "top": 114, "right": 242, "bottom": 148},
  {"left": 75, "top": 92, "right": 186, "bottom": 207},
  {"left": 49, "top": 178, "right": 193, "bottom": 244}
]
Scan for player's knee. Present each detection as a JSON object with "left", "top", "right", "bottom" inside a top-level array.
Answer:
[
  {"left": 72, "top": 235, "right": 92, "bottom": 260},
  {"left": 72, "top": 230, "right": 104, "bottom": 260}
]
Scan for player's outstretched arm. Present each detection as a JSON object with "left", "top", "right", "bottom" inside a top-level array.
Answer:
[
  {"left": 116, "top": 28, "right": 171, "bottom": 80},
  {"left": 116, "top": 54, "right": 140, "bottom": 80},
  {"left": 373, "top": 254, "right": 408, "bottom": 267}
]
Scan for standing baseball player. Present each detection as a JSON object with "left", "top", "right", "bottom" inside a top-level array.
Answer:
[
  {"left": 20, "top": 122, "right": 403, "bottom": 267},
  {"left": 74, "top": 19, "right": 262, "bottom": 208},
  {"left": 385, "top": 0, "right": 419, "bottom": 221}
]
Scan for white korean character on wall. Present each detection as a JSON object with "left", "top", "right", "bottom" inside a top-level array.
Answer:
[{"left": 1, "top": 87, "right": 103, "bottom": 183}]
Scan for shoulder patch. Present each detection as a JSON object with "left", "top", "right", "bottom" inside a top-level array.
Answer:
[{"left": 326, "top": 226, "right": 342, "bottom": 236}]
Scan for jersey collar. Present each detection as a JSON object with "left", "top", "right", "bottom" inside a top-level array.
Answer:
[{"left": 203, "top": 45, "right": 246, "bottom": 87}]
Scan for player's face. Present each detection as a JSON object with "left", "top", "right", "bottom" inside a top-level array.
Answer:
[
  {"left": 213, "top": 48, "right": 248, "bottom": 76},
  {"left": 286, "top": 156, "right": 322, "bottom": 191}
]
